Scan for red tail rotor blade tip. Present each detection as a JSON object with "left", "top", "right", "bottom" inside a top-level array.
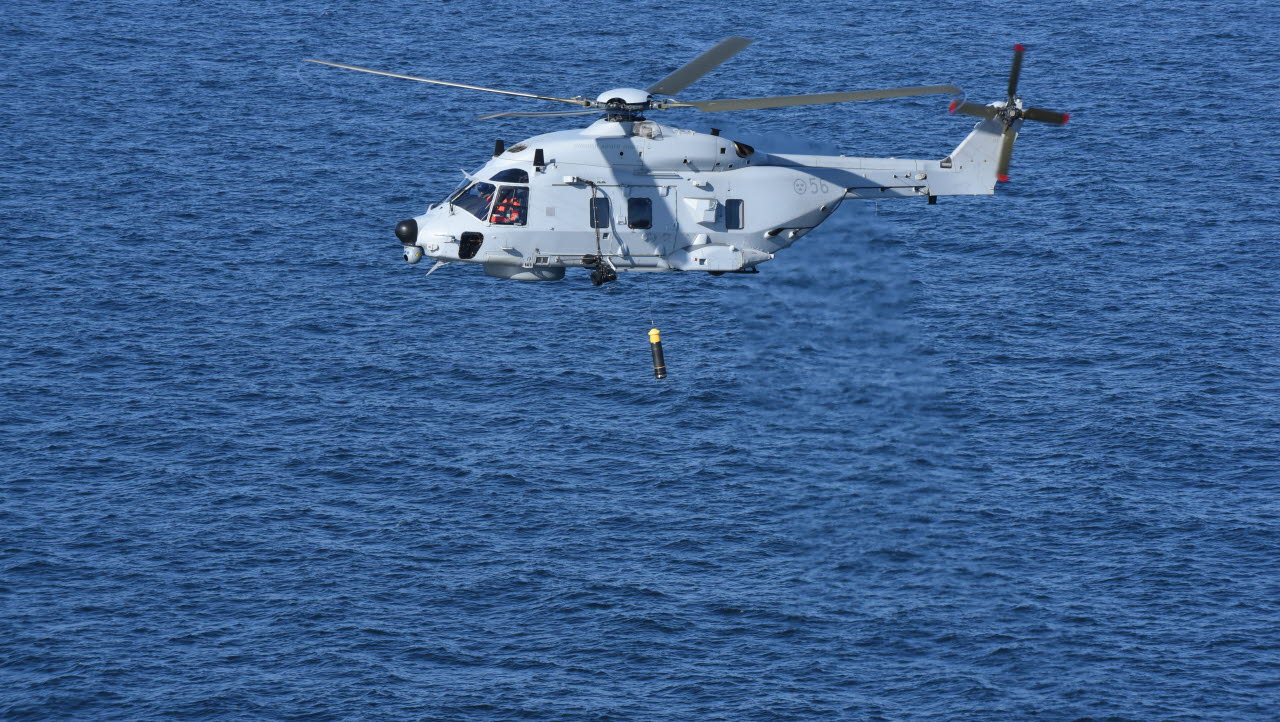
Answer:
[
  {"left": 948, "top": 99, "right": 958, "bottom": 113},
  {"left": 1014, "top": 44, "right": 1025, "bottom": 52},
  {"left": 998, "top": 174, "right": 1011, "bottom": 183}
]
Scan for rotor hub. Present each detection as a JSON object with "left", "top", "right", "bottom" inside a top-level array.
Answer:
[
  {"left": 1000, "top": 99, "right": 1024, "bottom": 126},
  {"left": 595, "top": 87, "right": 652, "bottom": 122},
  {"left": 594, "top": 87, "right": 651, "bottom": 105}
]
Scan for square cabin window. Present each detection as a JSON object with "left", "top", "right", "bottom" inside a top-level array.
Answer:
[
  {"left": 589, "top": 196, "right": 610, "bottom": 228},
  {"left": 627, "top": 197, "right": 652, "bottom": 229},
  {"left": 725, "top": 198, "right": 745, "bottom": 230}
]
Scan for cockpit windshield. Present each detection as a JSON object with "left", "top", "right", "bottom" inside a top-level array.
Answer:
[{"left": 450, "top": 181, "right": 496, "bottom": 221}]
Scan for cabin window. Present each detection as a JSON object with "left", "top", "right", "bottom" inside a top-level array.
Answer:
[
  {"left": 451, "top": 181, "right": 496, "bottom": 221},
  {"left": 627, "top": 197, "right": 652, "bottom": 229},
  {"left": 725, "top": 198, "right": 745, "bottom": 230},
  {"left": 490, "top": 168, "right": 529, "bottom": 183},
  {"left": 490, "top": 186, "right": 528, "bottom": 225},
  {"left": 589, "top": 196, "right": 610, "bottom": 228}
]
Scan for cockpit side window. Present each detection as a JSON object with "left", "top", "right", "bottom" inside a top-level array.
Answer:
[
  {"left": 451, "top": 182, "right": 496, "bottom": 221},
  {"left": 489, "top": 186, "right": 528, "bottom": 226},
  {"left": 490, "top": 168, "right": 529, "bottom": 183}
]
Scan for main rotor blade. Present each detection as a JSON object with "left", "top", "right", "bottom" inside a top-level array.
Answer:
[
  {"left": 303, "top": 59, "right": 586, "bottom": 106},
  {"left": 677, "top": 84, "right": 962, "bottom": 113},
  {"left": 477, "top": 109, "right": 603, "bottom": 120},
  {"left": 646, "top": 36, "right": 754, "bottom": 96},
  {"left": 1007, "top": 44, "right": 1025, "bottom": 100},
  {"left": 996, "top": 127, "right": 1018, "bottom": 182},
  {"left": 1022, "top": 106, "right": 1070, "bottom": 125},
  {"left": 949, "top": 99, "right": 1000, "bottom": 119}
]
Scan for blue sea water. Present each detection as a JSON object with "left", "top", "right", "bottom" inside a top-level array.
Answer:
[{"left": 3, "top": 0, "right": 1279, "bottom": 718}]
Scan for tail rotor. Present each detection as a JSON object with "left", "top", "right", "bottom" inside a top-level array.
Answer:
[{"left": 948, "top": 44, "right": 1069, "bottom": 182}]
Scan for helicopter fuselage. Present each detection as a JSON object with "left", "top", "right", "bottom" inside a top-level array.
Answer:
[{"left": 402, "top": 114, "right": 1013, "bottom": 280}]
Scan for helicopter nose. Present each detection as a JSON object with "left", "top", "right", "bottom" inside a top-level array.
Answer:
[{"left": 395, "top": 218, "right": 418, "bottom": 245}]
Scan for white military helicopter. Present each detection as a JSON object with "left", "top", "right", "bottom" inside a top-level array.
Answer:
[{"left": 307, "top": 39, "right": 1066, "bottom": 285}]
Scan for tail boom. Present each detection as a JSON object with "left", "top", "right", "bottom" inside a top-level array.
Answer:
[{"left": 765, "top": 114, "right": 1018, "bottom": 201}]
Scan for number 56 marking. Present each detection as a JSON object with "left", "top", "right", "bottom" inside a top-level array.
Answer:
[{"left": 794, "top": 177, "right": 831, "bottom": 195}]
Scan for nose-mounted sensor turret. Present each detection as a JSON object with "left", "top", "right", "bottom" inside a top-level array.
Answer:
[{"left": 396, "top": 218, "right": 422, "bottom": 263}]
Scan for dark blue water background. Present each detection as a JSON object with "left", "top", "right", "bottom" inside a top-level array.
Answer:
[{"left": 4, "top": 0, "right": 1279, "bottom": 718}]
